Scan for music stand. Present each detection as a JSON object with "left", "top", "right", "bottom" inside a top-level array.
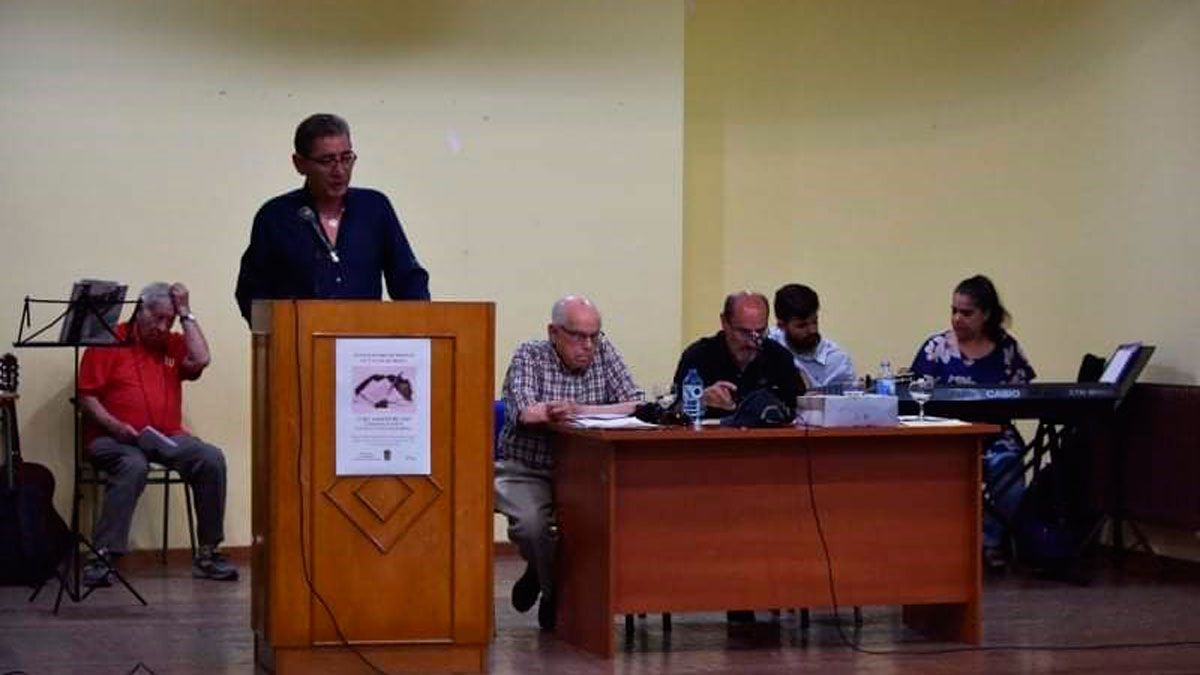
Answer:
[
  {"left": 14, "top": 282, "right": 147, "bottom": 612},
  {"left": 1089, "top": 343, "right": 1156, "bottom": 559},
  {"left": 1011, "top": 343, "right": 1156, "bottom": 577}
]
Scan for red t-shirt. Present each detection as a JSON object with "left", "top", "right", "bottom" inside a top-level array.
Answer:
[{"left": 78, "top": 323, "right": 191, "bottom": 449}]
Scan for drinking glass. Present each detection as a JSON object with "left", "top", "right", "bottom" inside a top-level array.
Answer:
[{"left": 908, "top": 376, "right": 935, "bottom": 421}]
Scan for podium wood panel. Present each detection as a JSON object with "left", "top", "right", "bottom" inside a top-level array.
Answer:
[{"left": 251, "top": 300, "right": 493, "bottom": 673}]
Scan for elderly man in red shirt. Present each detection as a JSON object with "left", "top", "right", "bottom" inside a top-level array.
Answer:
[{"left": 78, "top": 281, "right": 236, "bottom": 585}]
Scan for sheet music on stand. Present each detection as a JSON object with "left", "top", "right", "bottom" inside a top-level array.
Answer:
[
  {"left": 59, "top": 280, "right": 127, "bottom": 345},
  {"left": 15, "top": 280, "right": 137, "bottom": 348}
]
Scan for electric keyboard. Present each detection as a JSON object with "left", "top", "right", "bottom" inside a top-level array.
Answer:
[
  {"left": 928, "top": 382, "right": 1118, "bottom": 401},
  {"left": 899, "top": 383, "right": 1118, "bottom": 421},
  {"left": 898, "top": 344, "right": 1154, "bottom": 422}
]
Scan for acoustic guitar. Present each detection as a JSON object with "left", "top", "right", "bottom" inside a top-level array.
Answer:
[{"left": 0, "top": 353, "right": 71, "bottom": 586}]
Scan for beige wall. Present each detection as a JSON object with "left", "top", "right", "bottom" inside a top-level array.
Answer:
[
  {"left": 684, "top": 1, "right": 1200, "bottom": 385},
  {"left": 0, "top": 1, "right": 683, "bottom": 549},
  {"left": 3, "top": 0, "right": 1197, "bottom": 553}
]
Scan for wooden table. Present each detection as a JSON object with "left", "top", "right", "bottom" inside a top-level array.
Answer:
[{"left": 550, "top": 422, "right": 999, "bottom": 658}]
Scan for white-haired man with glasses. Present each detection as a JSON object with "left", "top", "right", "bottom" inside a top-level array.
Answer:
[
  {"left": 235, "top": 113, "right": 429, "bottom": 323},
  {"left": 495, "top": 295, "right": 643, "bottom": 631}
]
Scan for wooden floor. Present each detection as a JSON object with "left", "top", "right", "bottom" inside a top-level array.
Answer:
[{"left": 2, "top": 551, "right": 1200, "bottom": 674}]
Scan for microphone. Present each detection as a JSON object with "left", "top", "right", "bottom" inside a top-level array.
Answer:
[{"left": 298, "top": 206, "right": 340, "bottom": 263}]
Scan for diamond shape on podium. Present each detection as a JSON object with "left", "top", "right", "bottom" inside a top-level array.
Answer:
[
  {"left": 324, "top": 476, "right": 443, "bottom": 553},
  {"left": 356, "top": 478, "right": 412, "bottom": 523}
]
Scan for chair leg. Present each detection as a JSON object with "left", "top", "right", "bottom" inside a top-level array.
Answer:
[
  {"left": 183, "top": 482, "right": 197, "bottom": 558},
  {"left": 624, "top": 612, "right": 671, "bottom": 635},
  {"left": 800, "top": 608, "right": 810, "bottom": 629},
  {"left": 853, "top": 606, "right": 863, "bottom": 626},
  {"left": 160, "top": 478, "right": 170, "bottom": 565},
  {"left": 88, "top": 481, "right": 101, "bottom": 543}
]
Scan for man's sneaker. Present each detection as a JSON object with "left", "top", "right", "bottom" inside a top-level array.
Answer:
[
  {"left": 511, "top": 563, "right": 539, "bottom": 613},
  {"left": 193, "top": 546, "right": 239, "bottom": 581},
  {"left": 81, "top": 554, "right": 113, "bottom": 588}
]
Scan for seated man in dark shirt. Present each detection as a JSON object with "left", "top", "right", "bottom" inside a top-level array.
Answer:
[
  {"left": 671, "top": 291, "right": 804, "bottom": 624},
  {"left": 673, "top": 291, "right": 804, "bottom": 418}
]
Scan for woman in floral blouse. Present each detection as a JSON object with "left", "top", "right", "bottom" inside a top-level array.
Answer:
[{"left": 911, "top": 274, "right": 1035, "bottom": 570}]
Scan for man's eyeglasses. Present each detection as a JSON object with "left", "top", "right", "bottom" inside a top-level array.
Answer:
[
  {"left": 727, "top": 325, "right": 767, "bottom": 342},
  {"left": 557, "top": 326, "right": 604, "bottom": 344},
  {"left": 306, "top": 151, "right": 358, "bottom": 170}
]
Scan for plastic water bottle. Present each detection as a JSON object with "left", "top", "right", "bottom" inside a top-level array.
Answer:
[
  {"left": 876, "top": 360, "right": 896, "bottom": 396},
  {"left": 681, "top": 368, "right": 704, "bottom": 428}
]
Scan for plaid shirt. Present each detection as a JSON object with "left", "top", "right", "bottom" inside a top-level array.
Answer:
[{"left": 498, "top": 337, "right": 642, "bottom": 469}]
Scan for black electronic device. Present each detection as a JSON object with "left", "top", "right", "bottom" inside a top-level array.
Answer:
[{"left": 899, "top": 344, "right": 1154, "bottom": 422}]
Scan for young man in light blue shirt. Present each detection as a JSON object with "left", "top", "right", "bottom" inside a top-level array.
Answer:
[{"left": 767, "top": 283, "right": 856, "bottom": 390}]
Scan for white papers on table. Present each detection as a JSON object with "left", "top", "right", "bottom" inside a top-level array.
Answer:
[
  {"left": 898, "top": 415, "right": 970, "bottom": 427},
  {"left": 569, "top": 415, "right": 658, "bottom": 429}
]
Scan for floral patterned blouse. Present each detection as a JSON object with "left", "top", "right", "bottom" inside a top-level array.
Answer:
[{"left": 909, "top": 330, "right": 1036, "bottom": 385}]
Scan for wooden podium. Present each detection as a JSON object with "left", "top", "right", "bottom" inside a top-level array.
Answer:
[{"left": 250, "top": 300, "right": 494, "bottom": 674}]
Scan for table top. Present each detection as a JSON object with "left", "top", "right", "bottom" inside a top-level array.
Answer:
[{"left": 552, "top": 421, "right": 1000, "bottom": 442}]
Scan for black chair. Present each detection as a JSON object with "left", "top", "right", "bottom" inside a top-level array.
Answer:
[
  {"left": 493, "top": 399, "right": 505, "bottom": 461},
  {"left": 74, "top": 404, "right": 196, "bottom": 564},
  {"left": 145, "top": 463, "right": 198, "bottom": 563}
]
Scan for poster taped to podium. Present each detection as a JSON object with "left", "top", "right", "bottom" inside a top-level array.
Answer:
[{"left": 334, "top": 338, "right": 431, "bottom": 475}]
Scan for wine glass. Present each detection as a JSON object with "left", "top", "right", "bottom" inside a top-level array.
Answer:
[{"left": 908, "top": 375, "right": 935, "bottom": 421}]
